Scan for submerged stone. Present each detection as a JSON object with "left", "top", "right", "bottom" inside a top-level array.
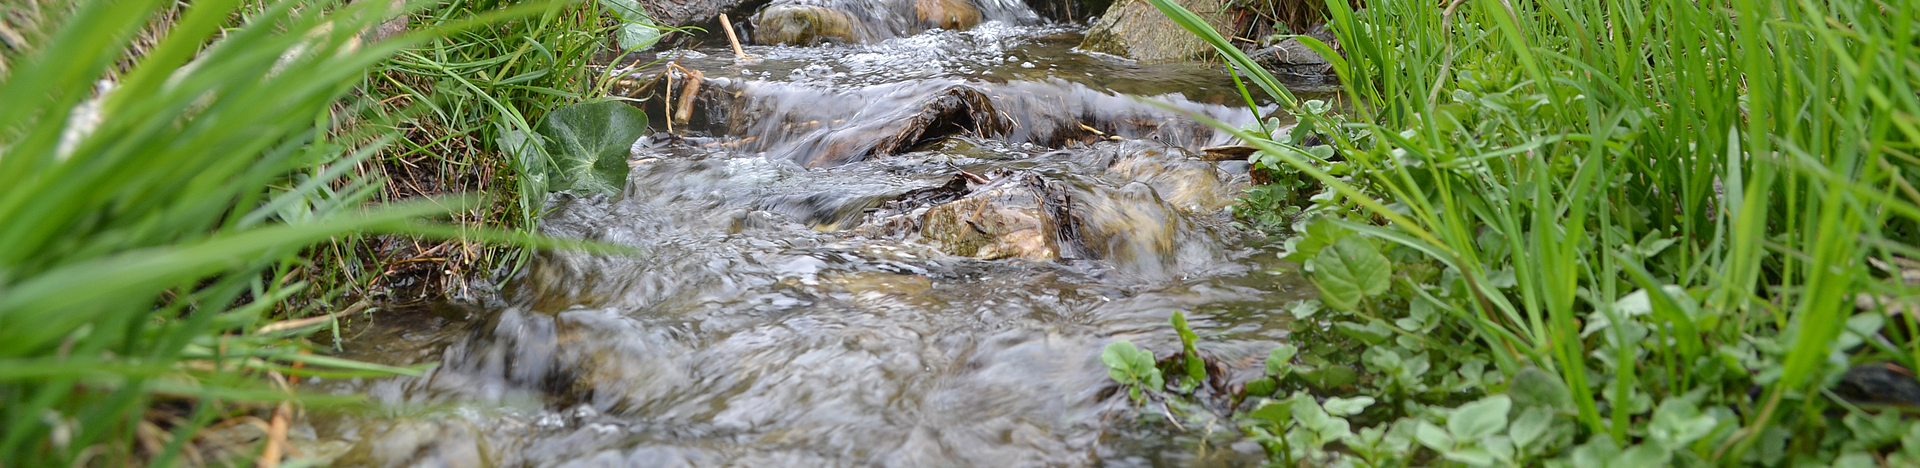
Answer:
[
  {"left": 688, "top": 79, "right": 1012, "bottom": 167},
  {"left": 1087, "top": 140, "right": 1240, "bottom": 213},
  {"left": 920, "top": 176, "right": 1061, "bottom": 260},
  {"left": 902, "top": 140, "right": 1241, "bottom": 269}
]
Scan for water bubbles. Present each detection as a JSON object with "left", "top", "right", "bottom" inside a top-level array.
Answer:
[
  {"left": 656, "top": 49, "right": 709, "bottom": 60},
  {"left": 535, "top": 412, "right": 567, "bottom": 429},
  {"left": 788, "top": 63, "right": 844, "bottom": 85}
]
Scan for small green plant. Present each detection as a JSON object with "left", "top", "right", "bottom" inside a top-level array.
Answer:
[
  {"left": 1105, "top": 312, "right": 1213, "bottom": 403},
  {"left": 1242, "top": 344, "right": 1295, "bottom": 398},
  {"left": 1102, "top": 341, "right": 1163, "bottom": 405},
  {"left": 1169, "top": 311, "right": 1207, "bottom": 393},
  {"left": 1307, "top": 235, "right": 1390, "bottom": 312},
  {"left": 1233, "top": 99, "right": 1349, "bottom": 232}
]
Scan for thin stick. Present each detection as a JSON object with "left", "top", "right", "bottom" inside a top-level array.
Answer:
[
  {"left": 255, "top": 300, "right": 372, "bottom": 335},
  {"left": 719, "top": 14, "right": 749, "bottom": 60},
  {"left": 256, "top": 402, "right": 291, "bottom": 468}
]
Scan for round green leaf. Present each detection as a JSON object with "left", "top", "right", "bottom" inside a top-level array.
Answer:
[
  {"left": 1448, "top": 395, "right": 1512, "bottom": 441},
  {"left": 1310, "top": 236, "right": 1391, "bottom": 311},
  {"left": 537, "top": 100, "right": 650, "bottom": 196}
]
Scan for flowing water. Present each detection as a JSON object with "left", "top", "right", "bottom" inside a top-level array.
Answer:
[{"left": 310, "top": 16, "right": 1326, "bottom": 468}]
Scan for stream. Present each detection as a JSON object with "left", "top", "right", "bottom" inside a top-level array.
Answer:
[{"left": 310, "top": 12, "right": 1327, "bottom": 468}]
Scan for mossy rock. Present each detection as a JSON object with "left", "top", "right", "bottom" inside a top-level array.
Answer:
[
  {"left": 915, "top": 0, "right": 983, "bottom": 30},
  {"left": 751, "top": 4, "right": 864, "bottom": 45}
]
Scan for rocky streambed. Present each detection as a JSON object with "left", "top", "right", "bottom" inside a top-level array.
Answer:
[{"left": 305, "top": 6, "right": 1335, "bottom": 467}]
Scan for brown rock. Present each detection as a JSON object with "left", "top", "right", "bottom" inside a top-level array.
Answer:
[
  {"left": 920, "top": 180, "right": 1060, "bottom": 260},
  {"left": 915, "top": 0, "right": 983, "bottom": 30}
]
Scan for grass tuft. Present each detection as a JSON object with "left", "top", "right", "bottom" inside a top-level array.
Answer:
[
  {"left": 0, "top": 0, "right": 571, "bottom": 465},
  {"left": 1142, "top": 0, "right": 1920, "bottom": 464}
]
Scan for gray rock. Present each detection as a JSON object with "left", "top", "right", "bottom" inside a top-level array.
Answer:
[
  {"left": 646, "top": 0, "right": 752, "bottom": 29},
  {"left": 1248, "top": 24, "right": 1340, "bottom": 89},
  {"left": 1078, "top": 0, "right": 1236, "bottom": 63}
]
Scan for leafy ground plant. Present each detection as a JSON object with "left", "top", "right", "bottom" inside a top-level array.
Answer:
[
  {"left": 1130, "top": 0, "right": 1920, "bottom": 465},
  {"left": 1104, "top": 341, "right": 1164, "bottom": 405}
]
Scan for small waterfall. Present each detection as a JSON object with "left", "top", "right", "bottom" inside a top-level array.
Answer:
[{"left": 749, "top": 0, "right": 1041, "bottom": 45}]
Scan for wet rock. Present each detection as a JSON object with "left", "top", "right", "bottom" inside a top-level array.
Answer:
[
  {"left": 693, "top": 79, "right": 1010, "bottom": 167},
  {"left": 831, "top": 85, "right": 1008, "bottom": 166},
  {"left": 1249, "top": 25, "right": 1341, "bottom": 90},
  {"left": 751, "top": 4, "right": 866, "bottom": 45},
  {"left": 916, "top": 0, "right": 983, "bottom": 30},
  {"left": 1061, "top": 181, "right": 1183, "bottom": 267},
  {"left": 920, "top": 176, "right": 1062, "bottom": 260},
  {"left": 854, "top": 139, "right": 1236, "bottom": 272},
  {"left": 1079, "top": 0, "right": 1236, "bottom": 63},
  {"left": 1834, "top": 362, "right": 1920, "bottom": 408},
  {"left": 644, "top": 0, "right": 750, "bottom": 29},
  {"left": 904, "top": 143, "right": 1234, "bottom": 271},
  {"left": 986, "top": 79, "right": 1240, "bottom": 149},
  {"left": 1088, "top": 140, "right": 1240, "bottom": 213},
  {"left": 337, "top": 419, "right": 489, "bottom": 468}
]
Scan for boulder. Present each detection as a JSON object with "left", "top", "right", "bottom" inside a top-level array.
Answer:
[{"left": 1078, "top": 0, "right": 1237, "bottom": 63}]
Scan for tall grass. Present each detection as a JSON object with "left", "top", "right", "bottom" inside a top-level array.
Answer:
[
  {"left": 0, "top": 0, "right": 543, "bottom": 465},
  {"left": 1153, "top": 0, "right": 1920, "bottom": 463}
]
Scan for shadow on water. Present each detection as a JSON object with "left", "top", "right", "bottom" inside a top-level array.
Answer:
[{"left": 311, "top": 18, "right": 1327, "bottom": 468}]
